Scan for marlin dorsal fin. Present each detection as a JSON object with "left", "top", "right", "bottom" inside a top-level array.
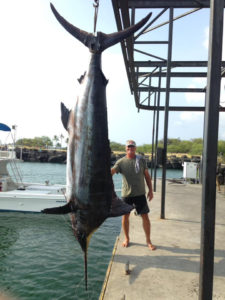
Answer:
[{"left": 61, "top": 102, "right": 70, "bottom": 131}]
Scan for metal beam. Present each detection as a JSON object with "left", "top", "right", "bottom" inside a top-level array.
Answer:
[
  {"left": 137, "top": 72, "right": 209, "bottom": 77},
  {"left": 134, "top": 61, "right": 225, "bottom": 67},
  {"left": 126, "top": 0, "right": 213, "bottom": 8},
  {"left": 151, "top": 93, "right": 157, "bottom": 178},
  {"left": 111, "top": 0, "right": 133, "bottom": 94},
  {"left": 153, "top": 69, "right": 162, "bottom": 192},
  {"left": 138, "top": 105, "right": 202, "bottom": 111},
  {"left": 137, "top": 105, "right": 225, "bottom": 111},
  {"left": 161, "top": 8, "right": 174, "bottom": 219},
  {"left": 139, "top": 87, "right": 205, "bottom": 92},
  {"left": 199, "top": 0, "right": 224, "bottom": 299},
  {"left": 144, "top": 8, "right": 202, "bottom": 34}
]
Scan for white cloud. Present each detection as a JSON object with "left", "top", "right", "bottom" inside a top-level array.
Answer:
[
  {"left": 179, "top": 111, "right": 202, "bottom": 122},
  {"left": 0, "top": 1, "right": 128, "bottom": 142},
  {"left": 193, "top": 78, "right": 206, "bottom": 85},
  {"left": 203, "top": 27, "right": 209, "bottom": 49},
  {"left": 219, "top": 112, "right": 225, "bottom": 139},
  {"left": 185, "top": 84, "right": 205, "bottom": 105},
  {"left": 173, "top": 120, "right": 182, "bottom": 126}
]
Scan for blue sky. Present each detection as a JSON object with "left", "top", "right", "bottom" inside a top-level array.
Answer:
[{"left": 0, "top": 0, "right": 225, "bottom": 146}]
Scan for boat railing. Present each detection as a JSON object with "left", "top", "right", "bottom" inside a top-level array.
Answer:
[
  {"left": 0, "top": 150, "right": 16, "bottom": 159},
  {"left": 8, "top": 158, "right": 24, "bottom": 187},
  {"left": 0, "top": 149, "right": 24, "bottom": 188}
]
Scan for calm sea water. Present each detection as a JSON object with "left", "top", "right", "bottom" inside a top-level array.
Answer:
[{"left": 0, "top": 162, "right": 182, "bottom": 300}]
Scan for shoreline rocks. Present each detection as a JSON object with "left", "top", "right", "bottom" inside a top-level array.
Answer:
[{"left": 15, "top": 148, "right": 201, "bottom": 169}]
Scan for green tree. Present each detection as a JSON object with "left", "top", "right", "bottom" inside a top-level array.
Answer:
[
  {"left": 218, "top": 140, "right": 225, "bottom": 155},
  {"left": 53, "top": 135, "right": 59, "bottom": 147},
  {"left": 110, "top": 141, "right": 125, "bottom": 151},
  {"left": 59, "top": 134, "right": 64, "bottom": 148},
  {"left": 137, "top": 144, "right": 151, "bottom": 154},
  {"left": 16, "top": 136, "right": 52, "bottom": 148},
  {"left": 190, "top": 143, "right": 203, "bottom": 155},
  {"left": 191, "top": 138, "right": 203, "bottom": 144}
]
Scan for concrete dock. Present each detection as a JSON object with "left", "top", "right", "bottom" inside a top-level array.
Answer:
[{"left": 99, "top": 181, "right": 225, "bottom": 300}]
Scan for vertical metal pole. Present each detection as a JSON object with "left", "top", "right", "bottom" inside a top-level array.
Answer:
[
  {"left": 199, "top": 1, "right": 224, "bottom": 299},
  {"left": 151, "top": 92, "right": 156, "bottom": 178},
  {"left": 161, "top": 8, "right": 173, "bottom": 219},
  {"left": 154, "top": 67, "right": 162, "bottom": 192}
]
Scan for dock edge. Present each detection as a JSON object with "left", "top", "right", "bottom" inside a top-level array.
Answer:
[{"left": 99, "top": 236, "right": 119, "bottom": 300}]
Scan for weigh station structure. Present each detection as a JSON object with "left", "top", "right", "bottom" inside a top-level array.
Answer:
[{"left": 109, "top": 1, "right": 225, "bottom": 299}]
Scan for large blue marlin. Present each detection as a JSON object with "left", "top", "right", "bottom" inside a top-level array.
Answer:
[{"left": 42, "top": 3, "right": 151, "bottom": 289}]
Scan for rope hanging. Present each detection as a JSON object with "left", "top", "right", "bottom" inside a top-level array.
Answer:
[{"left": 93, "top": 0, "right": 99, "bottom": 33}]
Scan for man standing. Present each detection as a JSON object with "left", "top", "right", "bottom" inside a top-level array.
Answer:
[{"left": 111, "top": 140, "right": 156, "bottom": 250}]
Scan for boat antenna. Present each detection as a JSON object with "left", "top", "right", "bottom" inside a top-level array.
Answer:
[
  {"left": 93, "top": 0, "right": 99, "bottom": 34},
  {"left": 11, "top": 125, "right": 17, "bottom": 150}
]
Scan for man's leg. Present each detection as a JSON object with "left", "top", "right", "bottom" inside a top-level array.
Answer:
[
  {"left": 216, "top": 175, "right": 221, "bottom": 192},
  {"left": 141, "top": 213, "right": 156, "bottom": 250},
  {"left": 122, "top": 213, "right": 130, "bottom": 247}
]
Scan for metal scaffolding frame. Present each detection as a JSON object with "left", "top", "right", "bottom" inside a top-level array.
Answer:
[{"left": 111, "top": 0, "right": 224, "bottom": 299}]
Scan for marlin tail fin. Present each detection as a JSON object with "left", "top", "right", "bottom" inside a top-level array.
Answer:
[{"left": 50, "top": 3, "right": 152, "bottom": 53}]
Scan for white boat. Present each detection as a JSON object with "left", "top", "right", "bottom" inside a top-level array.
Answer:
[
  {"left": 0, "top": 123, "right": 67, "bottom": 213},
  {"left": 0, "top": 150, "right": 67, "bottom": 213}
]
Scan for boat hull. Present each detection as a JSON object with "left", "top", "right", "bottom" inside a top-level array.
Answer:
[{"left": 0, "top": 185, "right": 66, "bottom": 213}]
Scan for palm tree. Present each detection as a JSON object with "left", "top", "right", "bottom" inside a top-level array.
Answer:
[
  {"left": 59, "top": 134, "right": 64, "bottom": 149},
  {"left": 53, "top": 135, "right": 59, "bottom": 148}
]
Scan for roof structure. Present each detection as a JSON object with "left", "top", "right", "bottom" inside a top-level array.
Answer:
[{"left": 111, "top": 0, "right": 225, "bottom": 111}]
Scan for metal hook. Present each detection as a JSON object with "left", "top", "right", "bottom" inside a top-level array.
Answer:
[{"left": 93, "top": 0, "right": 99, "bottom": 8}]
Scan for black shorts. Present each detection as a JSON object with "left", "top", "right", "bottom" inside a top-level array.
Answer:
[{"left": 122, "top": 194, "right": 149, "bottom": 215}]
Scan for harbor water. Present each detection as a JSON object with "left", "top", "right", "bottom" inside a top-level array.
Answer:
[{"left": 0, "top": 162, "right": 182, "bottom": 300}]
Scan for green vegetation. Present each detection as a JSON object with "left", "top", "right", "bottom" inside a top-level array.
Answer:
[
  {"left": 109, "top": 141, "right": 125, "bottom": 151},
  {"left": 16, "top": 136, "right": 53, "bottom": 148},
  {"left": 16, "top": 134, "right": 68, "bottom": 149},
  {"left": 110, "top": 138, "right": 205, "bottom": 156},
  {"left": 110, "top": 138, "right": 217, "bottom": 156},
  {"left": 13, "top": 137, "right": 225, "bottom": 159}
]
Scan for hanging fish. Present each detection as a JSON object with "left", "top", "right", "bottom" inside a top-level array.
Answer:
[{"left": 42, "top": 3, "right": 152, "bottom": 290}]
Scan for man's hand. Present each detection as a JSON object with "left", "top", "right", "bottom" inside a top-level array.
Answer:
[
  {"left": 144, "top": 169, "right": 153, "bottom": 201},
  {"left": 147, "top": 190, "right": 153, "bottom": 201}
]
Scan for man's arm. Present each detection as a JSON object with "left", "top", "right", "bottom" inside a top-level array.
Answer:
[{"left": 144, "top": 169, "right": 153, "bottom": 201}]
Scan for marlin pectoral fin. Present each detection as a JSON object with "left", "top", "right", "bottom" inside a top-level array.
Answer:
[
  {"left": 109, "top": 194, "right": 133, "bottom": 218},
  {"left": 42, "top": 202, "right": 76, "bottom": 214},
  {"left": 61, "top": 102, "right": 70, "bottom": 131}
]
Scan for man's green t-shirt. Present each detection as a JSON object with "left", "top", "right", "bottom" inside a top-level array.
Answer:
[{"left": 113, "top": 155, "right": 147, "bottom": 197}]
